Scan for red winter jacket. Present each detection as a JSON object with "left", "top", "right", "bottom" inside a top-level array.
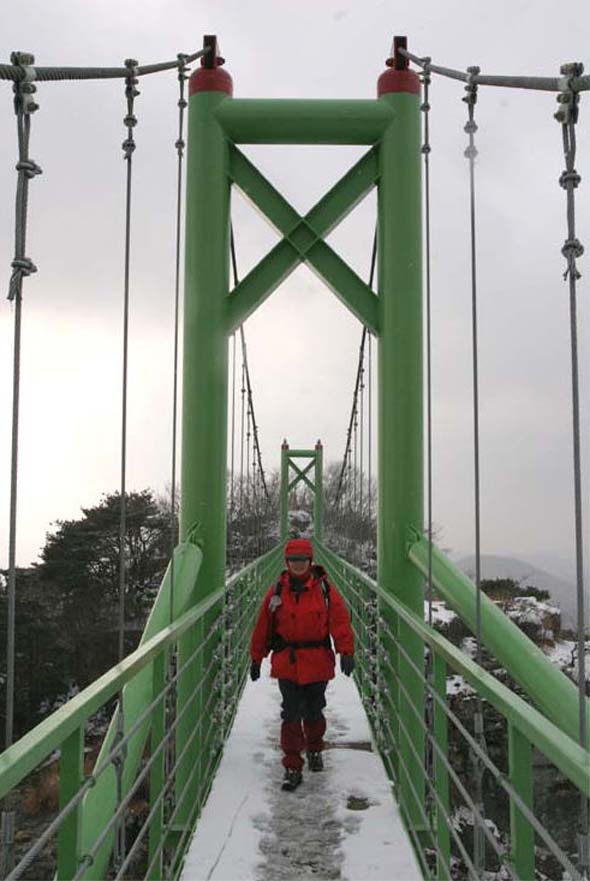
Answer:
[{"left": 250, "top": 565, "right": 354, "bottom": 685}]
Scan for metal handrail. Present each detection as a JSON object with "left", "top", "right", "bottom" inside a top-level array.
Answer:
[
  {"left": 0, "top": 588, "right": 220, "bottom": 801},
  {"left": 0, "top": 542, "right": 283, "bottom": 881},
  {"left": 315, "top": 541, "right": 590, "bottom": 790}
]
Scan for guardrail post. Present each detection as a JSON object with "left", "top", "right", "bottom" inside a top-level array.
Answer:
[
  {"left": 57, "top": 725, "right": 84, "bottom": 881},
  {"left": 508, "top": 722, "right": 535, "bottom": 881},
  {"left": 377, "top": 41, "right": 424, "bottom": 828},
  {"left": 147, "top": 652, "right": 166, "bottom": 880},
  {"left": 280, "top": 440, "right": 289, "bottom": 540},
  {"left": 433, "top": 654, "right": 451, "bottom": 881},
  {"left": 314, "top": 440, "right": 323, "bottom": 540},
  {"left": 176, "top": 38, "right": 232, "bottom": 827}
]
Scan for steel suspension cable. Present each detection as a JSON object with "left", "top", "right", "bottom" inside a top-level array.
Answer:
[
  {"left": 463, "top": 64, "right": 487, "bottom": 876},
  {"left": 353, "top": 403, "right": 358, "bottom": 537},
  {"left": 118, "top": 58, "right": 139, "bottom": 664},
  {"left": 422, "top": 58, "right": 434, "bottom": 630},
  {"left": 112, "top": 58, "right": 141, "bottom": 876},
  {"left": 334, "top": 229, "right": 377, "bottom": 509},
  {"left": 366, "top": 334, "right": 372, "bottom": 529},
  {"left": 334, "top": 330, "right": 366, "bottom": 506},
  {"left": 398, "top": 45, "right": 590, "bottom": 94},
  {"left": 239, "top": 359, "right": 246, "bottom": 564},
  {"left": 169, "top": 54, "right": 188, "bottom": 624},
  {"left": 4, "top": 53, "right": 41, "bottom": 758},
  {"left": 2, "top": 51, "right": 42, "bottom": 879},
  {"left": 554, "top": 63, "right": 590, "bottom": 878},
  {"left": 229, "top": 332, "right": 237, "bottom": 567},
  {"left": 419, "top": 56, "right": 439, "bottom": 820},
  {"left": 230, "top": 226, "right": 270, "bottom": 502},
  {"left": 359, "top": 354, "right": 365, "bottom": 532},
  {"left": 0, "top": 48, "right": 210, "bottom": 83}
]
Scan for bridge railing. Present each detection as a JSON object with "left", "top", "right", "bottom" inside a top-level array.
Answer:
[
  {"left": 315, "top": 540, "right": 590, "bottom": 881},
  {"left": 0, "top": 543, "right": 282, "bottom": 881}
]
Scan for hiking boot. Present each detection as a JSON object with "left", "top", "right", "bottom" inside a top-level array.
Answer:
[
  {"left": 307, "top": 751, "right": 324, "bottom": 772},
  {"left": 281, "top": 768, "right": 303, "bottom": 791}
]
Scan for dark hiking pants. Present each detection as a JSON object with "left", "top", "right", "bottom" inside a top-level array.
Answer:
[{"left": 278, "top": 679, "right": 328, "bottom": 770}]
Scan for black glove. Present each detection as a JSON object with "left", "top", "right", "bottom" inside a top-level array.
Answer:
[
  {"left": 340, "top": 655, "right": 354, "bottom": 677},
  {"left": 250, "top": 660, "right": 261, "bottom": 681}
]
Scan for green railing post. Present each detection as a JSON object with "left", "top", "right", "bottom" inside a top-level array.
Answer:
[
  {"left": 280, "top": 440, "right": 289, "bottom": 540},
  {"left": 377, "top": 54, "right": 424, "bottom": 828},
  {"left": 433, "top": 654, "right": 451, "bottom": 881},
  {"left": 508, "top": 722, "right": 535, "bottom": 881},
  {"left": 57, "top": 725, "right": 84, "bottom": 881},
  {"left": 314, "top": 440, "right": 323, "bottom": 540},
  {"left": 176, "top": 45, "right": 232, "bottom": 827},
  {"left": 147, "top": 653, "right": 166, "bottom": 880}
]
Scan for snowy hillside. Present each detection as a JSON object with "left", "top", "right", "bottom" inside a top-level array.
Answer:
[{"left": 455, "top": 553, "right": 585, "bottom": 628}]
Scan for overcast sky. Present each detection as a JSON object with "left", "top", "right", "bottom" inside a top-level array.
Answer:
[{"left": 0, "top": 0, "right": 589, "bottom": 596}]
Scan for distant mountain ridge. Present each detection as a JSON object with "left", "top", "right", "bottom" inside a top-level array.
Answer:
[{"left": 454, "top": 553, "right": 586, "bottom": 629}]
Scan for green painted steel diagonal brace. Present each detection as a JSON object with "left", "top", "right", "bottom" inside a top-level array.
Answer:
[
  {"left": 226, "top": 145, "right": 380, "bottom": 335},
  {"left": 288, "top": 458, "right": 315, "bottom": 493}
]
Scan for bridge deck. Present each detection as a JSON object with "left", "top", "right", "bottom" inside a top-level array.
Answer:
[{"left": 181, "top": 671, "right": 421, "bottom": 881}]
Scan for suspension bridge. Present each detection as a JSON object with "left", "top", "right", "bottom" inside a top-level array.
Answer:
[{"left": 0, "top": 32, "right": 589, "bottom": 881}]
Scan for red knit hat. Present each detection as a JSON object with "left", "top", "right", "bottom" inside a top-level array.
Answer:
[{"left": 285, "top": 538, "right": 313, "bottom": 560}]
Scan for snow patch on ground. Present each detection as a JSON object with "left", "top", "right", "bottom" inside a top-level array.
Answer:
[
  {"left": 446, "top": 674, "right": 476, "bottom": 698},
  {"left": 180, "top": 673, "right": 421, "bottom": 881},
  {"left": 545, "top": 638, "right": 590, "bottom": 681},
  {"left": 424, "top": 598, "right": 457, "bottom": 626}
]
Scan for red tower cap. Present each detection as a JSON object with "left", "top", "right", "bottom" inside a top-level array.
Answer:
[
  {"left": 377, "top": 35, "right": 420, "bottom": 97},
  {"left": 189, "top": 34, "right": 233, "bottom": 96}
]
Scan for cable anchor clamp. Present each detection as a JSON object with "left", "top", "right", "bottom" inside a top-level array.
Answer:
[{"left": 11, "top": 51, "right": 39, "bottom": 114}]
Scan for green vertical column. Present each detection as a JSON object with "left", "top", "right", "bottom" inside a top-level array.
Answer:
[
  {"left": 176, "top": 53, "right": 233, "bottom": 827},
  {"left": 508, "top": 723, "right": 535, "bottom": 881},
  {"left": 377, "top": 59, "right": 424, "bottom": 829},
  {"left": 280, "top": 440, "right": 289, "bottom": 540},
  {"left": 314, "top": 440, "right": 323, "bottom": 541},
  {"left": 57, "top": 725, "right": 84, "bottom": 880}
]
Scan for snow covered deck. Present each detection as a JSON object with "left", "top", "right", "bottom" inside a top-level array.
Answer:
[{"left": 181, "top": 672, "right": 421, "bottom": 881}]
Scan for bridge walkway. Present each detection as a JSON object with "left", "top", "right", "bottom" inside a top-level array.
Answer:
[{"left": 181, "top": 671, "right": 421, "bottom": 881}]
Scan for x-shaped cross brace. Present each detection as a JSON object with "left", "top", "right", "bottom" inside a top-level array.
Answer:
[
  {"left": 226, "top": 145, "right": 380, "bottom": 336},
  {"left": 288, "top": 458, "right": 315, "bottom": 494}
]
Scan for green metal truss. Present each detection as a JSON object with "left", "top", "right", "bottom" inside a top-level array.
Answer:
[{"left": 280, "top": 441, "right": 323, "bottom": 542}]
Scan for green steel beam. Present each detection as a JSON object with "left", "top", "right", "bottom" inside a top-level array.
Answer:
[
  {"left": 288, "top": 473, "right": 315, "bottom": 494},
  {"left": 177, "top": 86, "right": 231, "bottom": 827},
  {"left": 508, "top": 722, "right": 535, "bottom": 881},
  {"left": 288, "top": 458, "right": 315, "bottom": 494},
  {"left": 216, "top": 98, "right": 394, "bottom": 144},
  {"left": 57, "top": 725, "right": 83, "bottom": 881},
  {"left": 288, "top": 458, "right": 314, "bottom": 481},
  {"left": 408, "top": 533, "right": 590, "bottom": 746},
  {"left": 377, "top": 87, "right": 424, "bottom": 827},
  {"left": 314, "top": 442, "right": 323, "bottom": 541},
  {"left": 280, "top": 443, "right": 289, "bottom": 541},
  {"left": 281, "top": 446, "right": 324, "bottom": 541},
  {"left": 227, "top": 146, "right": 379, "bottom": 334},
  {"left": 285, "top": 449, "right": 318, "bottom": 457}
]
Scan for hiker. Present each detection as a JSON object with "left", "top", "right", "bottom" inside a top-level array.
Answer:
[{"left": 249, "top": 538, "right": 355, "bottom": 791}]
